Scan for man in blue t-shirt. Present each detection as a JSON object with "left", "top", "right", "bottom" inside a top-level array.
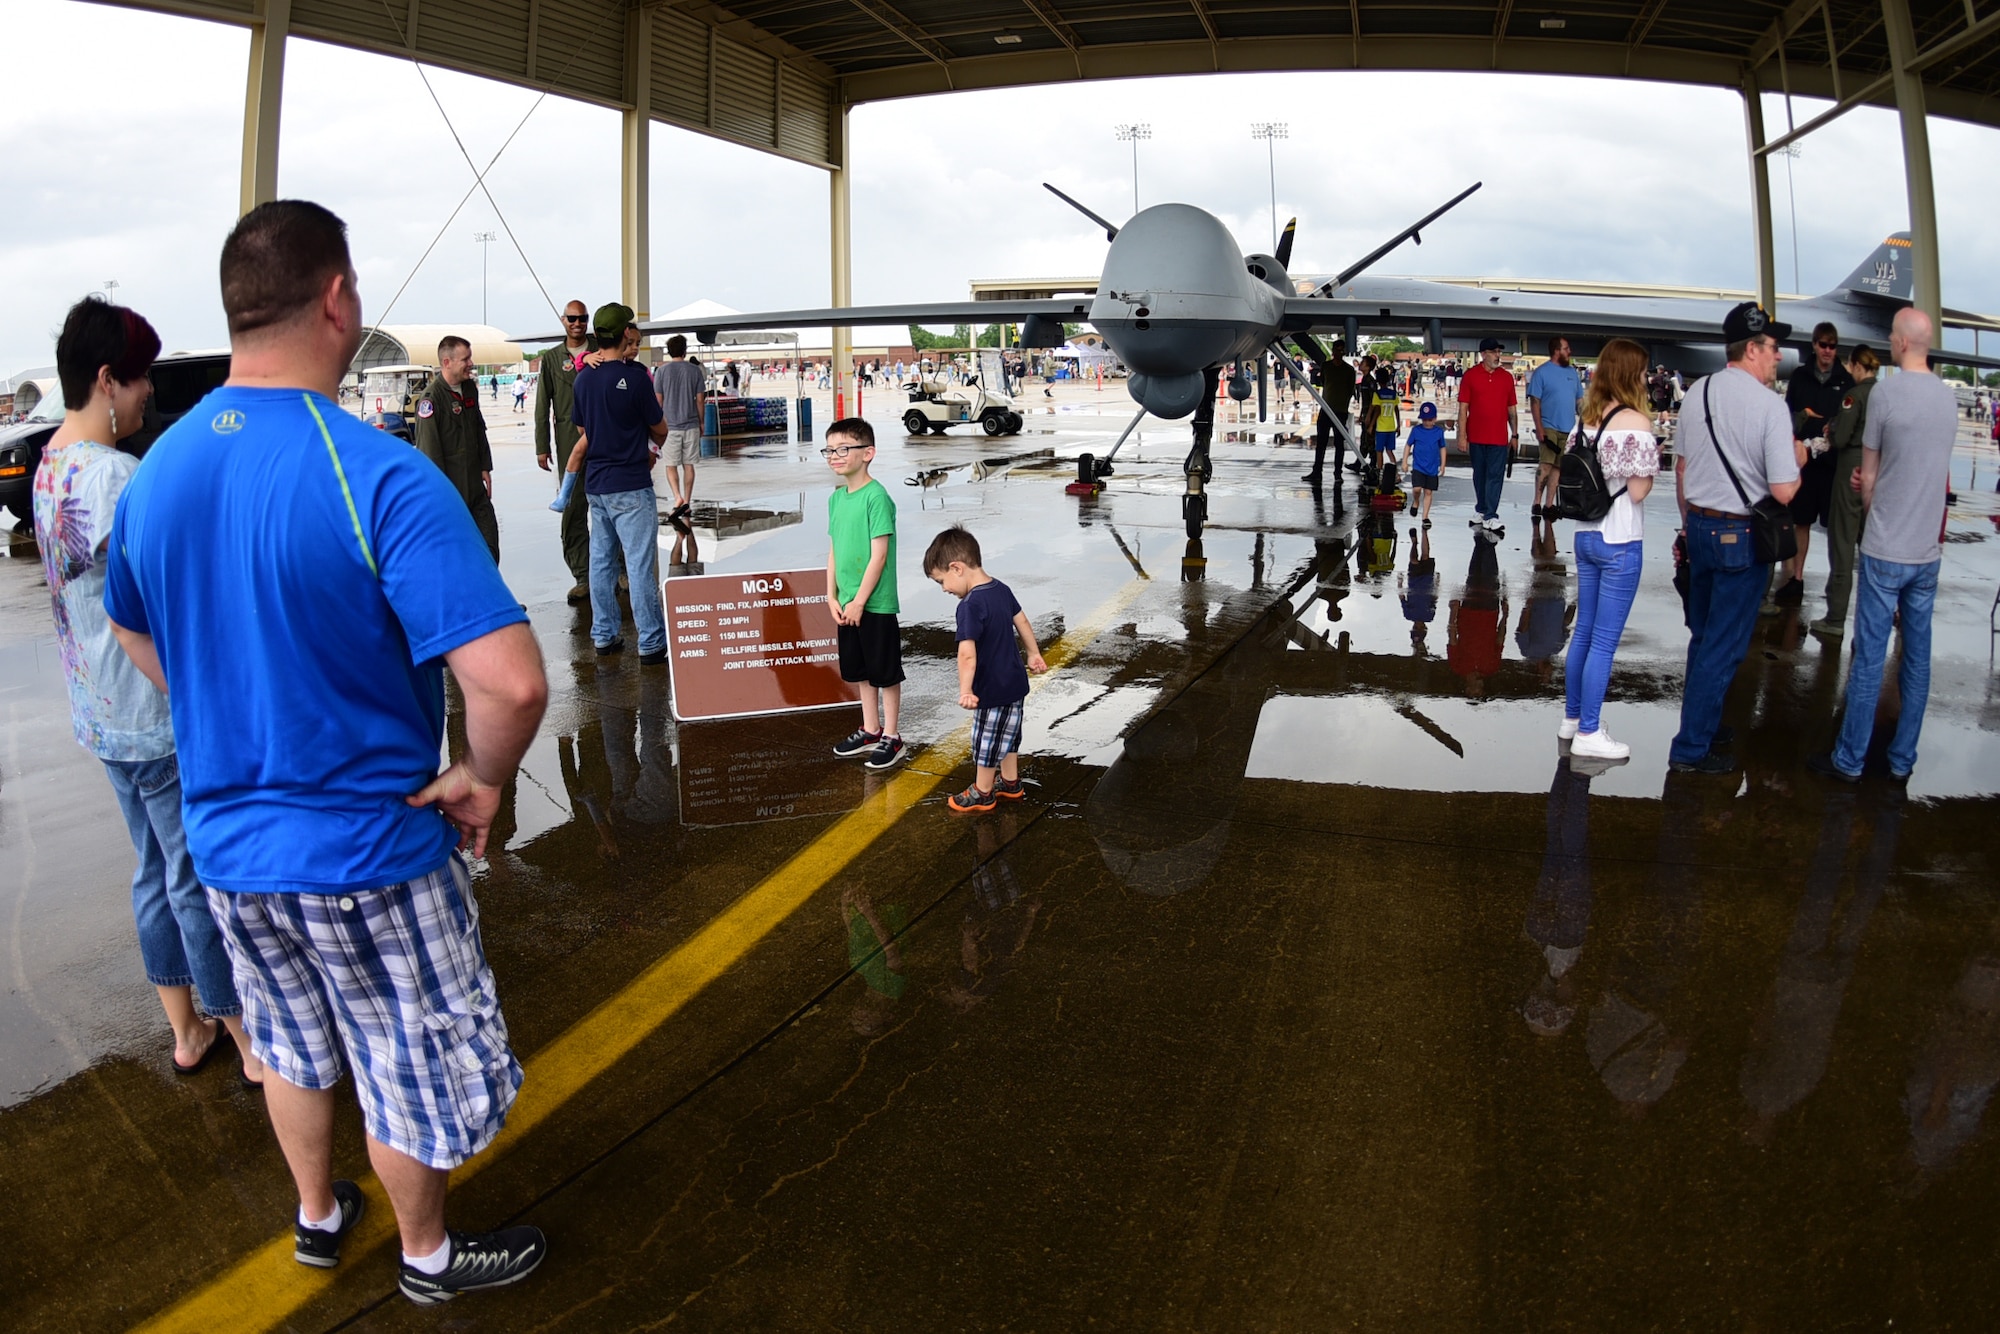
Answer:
[
  {"left": 103, "top": 202, "right": 550, "bottom": 1303},
  {"left": 570, "top": 304, "right": 668, "bottom": 662},
  {"left": 1527, "top": 336, "right": 1583, "bottom": 522}
]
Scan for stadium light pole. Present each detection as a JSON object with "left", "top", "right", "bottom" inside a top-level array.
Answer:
[
  {"left": 1114, "top": 123, "right": 1150, "bottom": 216},
  {"left": 1250, "top": 123, "right": 1287, "bottom": 252},
  {"left": 473, "top": 230, "right": 497, "bottom": 325}
]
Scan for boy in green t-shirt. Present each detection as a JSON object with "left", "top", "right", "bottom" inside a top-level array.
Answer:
[{"left": 822, "top": 418, "right": 907, "bottom": 769}]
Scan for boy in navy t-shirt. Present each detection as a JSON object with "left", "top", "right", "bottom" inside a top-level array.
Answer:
[
  {"left": 1402, "top": 400, "right": 1448, "bottom": 527},
  {"left": 923, "top": 525, "right": 1047, "bottom": 813}
]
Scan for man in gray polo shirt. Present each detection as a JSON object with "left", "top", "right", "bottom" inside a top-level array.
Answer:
[
  {"left": 1668, "top": 302, "right": 1802, "bottom": 773},
  {"left": 1810, "top": 308, "right": 1957, "bottom": 782},
  {"left": 652, "top": 334, "right": 706, "bottom": 537}
]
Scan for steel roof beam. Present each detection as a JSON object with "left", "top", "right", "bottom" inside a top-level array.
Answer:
[
  {"left": 841, "top": 0, "right": 957, "bottom": 68},
  {"left": 1017, "top": 0, "right": 1084, "bottom": 52}
]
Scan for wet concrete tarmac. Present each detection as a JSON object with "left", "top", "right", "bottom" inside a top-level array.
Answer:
[{"left": 3, "top": 390, "right": 2000, "bottom": 1330}]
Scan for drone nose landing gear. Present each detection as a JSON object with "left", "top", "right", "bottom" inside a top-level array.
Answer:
[{"left": 1181, "top": 366, "right": 1223, "bottom": 538}]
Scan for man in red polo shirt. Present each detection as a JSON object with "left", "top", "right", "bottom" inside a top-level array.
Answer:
[{"left": 1457, "top": 337, "right": 1519, "bottom": 536}]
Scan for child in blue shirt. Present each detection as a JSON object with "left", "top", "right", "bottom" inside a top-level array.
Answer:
[
  {"left": 923, "top": 525, "right": 1047, "bottom": 813},
  {"left": 1402, "top": 400, "right": 1448, "bottom": 527}
]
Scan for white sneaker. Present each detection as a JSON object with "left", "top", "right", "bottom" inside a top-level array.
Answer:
[
  {"left": 1570, "top": 729, "right": 1630, "bottom": 760},
  {"left": 1558, "top": 718, "right": 1580, "bottom": 740}
]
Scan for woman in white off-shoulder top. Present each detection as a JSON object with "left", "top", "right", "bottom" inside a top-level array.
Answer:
[{"left": 1560, "top": 338, "right": 1661, "bottom": 761}]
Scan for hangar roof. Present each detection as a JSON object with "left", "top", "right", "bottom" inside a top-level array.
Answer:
[{"left": 101, "top": 0, "right": 2000, "bottom": 170}]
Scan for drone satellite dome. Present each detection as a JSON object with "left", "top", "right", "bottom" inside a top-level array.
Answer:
[{"left": 1127, "top": 371, "right": 1208, "bottom": 419}]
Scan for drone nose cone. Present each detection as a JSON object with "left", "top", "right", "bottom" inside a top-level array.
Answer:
[{"left": 1100, "top": 204, "right": 1245, "bottom": 297}]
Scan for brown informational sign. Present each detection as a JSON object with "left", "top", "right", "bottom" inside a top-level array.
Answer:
[{"left": 663, "top": 567, "right": 859, "bottom": 722}]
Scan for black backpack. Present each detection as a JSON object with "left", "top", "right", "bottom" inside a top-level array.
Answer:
[{"left": 1556, "top": 413, "right": 1627, "bottom": 521}]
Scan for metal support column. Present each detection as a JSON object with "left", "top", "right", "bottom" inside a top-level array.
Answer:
[
  {"left": 829, "top": 100, "right": 853, "bottom": 412},
  {"left": 620, "top": 5, "right": 652, "bottom": 321},
  {"left": 1882, "top": 0, "right": 1943, "bottom": 329},
  {"left": 239, "top": 0, "right": 290, "bottom": 215},
  {"left": 1740, "top": 67, "right": 1778, "bottom": 315}
]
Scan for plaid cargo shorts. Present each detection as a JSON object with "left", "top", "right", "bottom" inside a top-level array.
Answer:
[
  {"left": 971, "top": 699, "right": 1025, "bottom": 770},
  {"left": 205, "top": 857, "right": 522, "bottom": 1170}
]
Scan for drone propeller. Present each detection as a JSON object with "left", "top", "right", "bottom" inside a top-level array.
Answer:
[
  {"left": 1043, "top": 183, "right": 1120, "bottom": 242},
  {"left": 1275, "top": 217, "right": 1297, "bottom": 269},
  {"left": 1318, "top": 182, "right": 1483, "bottom": 294}
]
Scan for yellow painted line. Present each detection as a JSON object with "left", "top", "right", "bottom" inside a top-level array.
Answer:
[{"left": 134, "top": 575, "right": 1149, "bottom": 1334}]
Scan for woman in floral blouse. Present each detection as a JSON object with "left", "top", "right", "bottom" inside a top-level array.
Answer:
[
  {"left": 33, "top": 297, "right": 261, "bottom": 1086},
  {"left": 1560, "top": 338, "right": 1661, "bottom": 762}
]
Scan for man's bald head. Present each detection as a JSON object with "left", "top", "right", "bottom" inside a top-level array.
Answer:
[{"left": 1891, "top": 306, "right": 1933, "bottom": 352}]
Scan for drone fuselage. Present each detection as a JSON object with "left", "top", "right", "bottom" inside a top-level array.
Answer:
[{"left": 1088, "top": 204, "right": 1287, "bottom": 419}]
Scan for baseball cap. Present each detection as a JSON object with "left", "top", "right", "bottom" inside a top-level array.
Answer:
[
  {"left": 593, "top": 301, "right": 635, "bottom": 342},
  {"left": 1722, "top": 300, "right": 1791, "bottom": 344},
  {"left": 1478, "top": 337, "right": 1504, "bottom": 352},
  {"left": 1418, "top": 401, "right": 1437, "bottom": 419}
]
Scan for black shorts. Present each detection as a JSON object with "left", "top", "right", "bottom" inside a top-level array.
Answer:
[
  {"left": 1788, "top": 453, "right": 1835, "bottom": 527},
  {"left": 837, "top": 611, "right": 905, "bottom": 687},
  {"left": 1410, "top": 469, "right": 1439, "bottom": 491}
]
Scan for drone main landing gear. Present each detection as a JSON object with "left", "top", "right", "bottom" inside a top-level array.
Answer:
[{"left": 1182, "top": 367, "right": 1222, "bottom": 539}]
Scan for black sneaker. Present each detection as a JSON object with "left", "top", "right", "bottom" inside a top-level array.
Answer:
[
  {"left": 1806, "top": 751, "right": 1860, "bottom": 783},
  {"left": 294, "top": 1181, "right": 365, "bottom": 1268},
  {"left": 862, "top": 736, "right": 909, "bottom": 771},
  {"left": 1773, "top": 577, "right": 1805, "bottom": 606},
  {"left": 398, "top": 1226, "right": 547, "bottom": 1305},
  {"left": 1668, "top": 750, "right": 1734, "bottom": 774},
  {"left": 595, "top": 638, "right": 625, "bottom": 656},
  {"left": 639, "top": 648, "right": 668, "bottom": 666},
  {"left": 832, "top": 728, "right": 882, "bottom": 759}
]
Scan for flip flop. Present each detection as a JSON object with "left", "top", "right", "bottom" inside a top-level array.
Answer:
[
  {"left": 240, "top": 1070, "right": 266, "bottom": 1092},
  {"left": 171, "top": 1017, "right": 224, "bottom": 1076}
]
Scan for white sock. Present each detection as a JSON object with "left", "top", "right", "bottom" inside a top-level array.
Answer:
[
  {"left": 404, "top": 1236, "right": 452, "bottom": 1274},
  {"left": 299, "top": 1199, "right": 343, "bottom": 1233}
]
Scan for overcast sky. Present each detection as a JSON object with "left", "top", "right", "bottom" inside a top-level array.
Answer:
[{"left": 6, "top": 0, "right": 2000, "bottom": 376}]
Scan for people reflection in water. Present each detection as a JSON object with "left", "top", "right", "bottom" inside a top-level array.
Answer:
[
  {"left": 841, "top": 882, "right": 908, "bottom": 1036},
  {"left": 1522, "top": 755, "right": 1598, "bottom": 1037},
  {"left": 1448, "top": 537, "right": 1507, "bottom": 698},
  {"left": 667, "top": 527, "right": 703, "bottom": 578},
  {"left": 1738, "top": 789, "right": 1897, "bottom": 1145},
  {"left": 1400, "top": 526, "right": 1437, "bottom": 656},
  {"left": 1360, "top": 512, "right": 1397, "bottom": 586},
  {"left": 1584, "top": 771, "right": 1706, "bottom": 1117},
  {"left": 1515, "top": 521, "right": 1574, "bottom": 685},
  {"left": 944, "top": 809, "right": 1040, "bottom": 1011},
  {"left": 1903, "top": 949, "right": 2000, "bottom": 1183}
]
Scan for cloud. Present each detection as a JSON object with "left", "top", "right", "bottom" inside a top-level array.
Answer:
[{"left": 5, "top": 0, "right": 1997, "bottom": 377}]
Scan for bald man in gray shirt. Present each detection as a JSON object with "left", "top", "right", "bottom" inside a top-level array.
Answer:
[{"left": 1812, "top": 309, "right": 1958, "bottom": 783}]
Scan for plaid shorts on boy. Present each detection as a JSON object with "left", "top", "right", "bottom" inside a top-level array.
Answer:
[{"left": 971, "top": 699, "right": 1025, "bottom": 770}]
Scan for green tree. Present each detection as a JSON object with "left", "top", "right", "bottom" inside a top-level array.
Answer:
[
  {"left": 1939, "top": 363, "right": 1975, "bottom": 384},
  {"left": 909, "top": 323, "right": 970, "bottom": 350},
  {"left": 1367, "top": 336, "right": 1423, "bottom": 358}
]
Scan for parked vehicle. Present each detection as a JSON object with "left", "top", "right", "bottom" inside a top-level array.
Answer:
[
  {"left": 901, "top": 375, "right": 1024, "bottom": 438},
  {"left": 0, "top": 350, "right": 229, "bottom": 528}
]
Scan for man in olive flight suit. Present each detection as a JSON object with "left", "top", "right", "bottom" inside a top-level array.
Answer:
[
  {"left": 414, "top": 334, "right": 500, "bottom": 562},
  {"left": 534, "top": 299, "right": 596, "bottom": 602}
]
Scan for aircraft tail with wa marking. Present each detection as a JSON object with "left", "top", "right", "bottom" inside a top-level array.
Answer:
[{"left": 1833, "top": 232, "right": 1913, "bottom": 302}]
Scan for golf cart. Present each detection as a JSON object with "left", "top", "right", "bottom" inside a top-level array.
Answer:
[{"left": 901, "top": 373, "right": 1024, "bottom": 438}]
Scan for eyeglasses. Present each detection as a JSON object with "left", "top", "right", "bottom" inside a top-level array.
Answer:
[
  {"left": 819, "top": 445, "right": 863, "bottom": 459},
  {"left": 1815, "top": 341, "right": 1839, "bottom": 350}
]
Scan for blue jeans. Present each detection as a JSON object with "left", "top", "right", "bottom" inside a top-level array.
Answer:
[
  {"left": 1564, "top": 532, "right": 1643, "bottom": 734},
  {"left": 1470, "top": 443, "right": 1507, "bottom": 520},
  {"left": 102, "top": 754, "right": 240, "bottom": 1015},
  {"left": 1831, "top": 554, "right": 1938, "bottom": 777},
  {"left": 588, "top": 487, "right": 665, "bottom": 655},
  {"left": 1669, "top": 510, "right": 1768, "bottom": 765}
]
